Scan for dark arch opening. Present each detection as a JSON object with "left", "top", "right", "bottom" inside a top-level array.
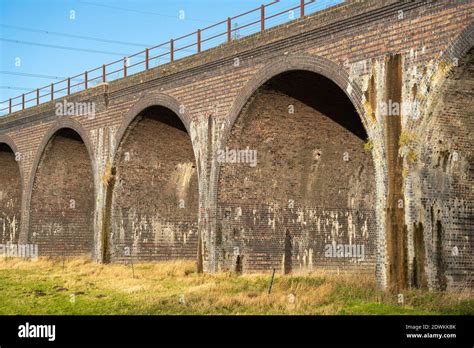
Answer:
[
  {"left": 266, "top": 71, "right": 367, "bottom": 139},
  {"left": 108, "top": 105, "right": 199, "bottom": 262},
  {"left": 217, "top": 69, "right": 376, "bottom": 273},
  {"left": 0, "top": 143, "right": 21, "bottom": 244},
  {"left": 29, "top": 128, "right": 94, "bottom": 257}
]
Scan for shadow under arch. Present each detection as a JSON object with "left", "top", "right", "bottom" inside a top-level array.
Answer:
[
  {"left": 0, "top": 134, "right": 24, "bottom": 190},
  {"left": 114, "top": 93, "right": 194, "bottom": 151},
  {"left": 23, "top": 118, "right": 97, "bottom": 256},
  {"left": 214, "top": 54, "right": 376, "bottom": 204},
  {"left": 212, "top": 53, "right": 380, "bottom": 274},
  {"left": 220, "top": 54, "right": 370, "bottom": 147},
  {"left": 0, "top": 134, "right": 23, "bottom": 244},
  {"left": 103, "top": 92, "right": 200, "bottom": 263}
]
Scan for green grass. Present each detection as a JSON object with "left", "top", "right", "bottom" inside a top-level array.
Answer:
[{"left": 0, "top": 258, "right": 472, "bottom": 315}]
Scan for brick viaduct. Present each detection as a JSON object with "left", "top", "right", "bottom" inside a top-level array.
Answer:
[{"left": 0, "top": 0, "right": 472, "bottom": 291}]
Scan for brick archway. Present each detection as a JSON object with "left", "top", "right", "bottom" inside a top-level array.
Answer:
[
  {"left": 114, "top": 92, "right": 194, "bottom": 156},
  {"left": 0, "top": 134, "right": 23, "bottom": 187},
  {"left": 105, "top": 92, "right": 200, "bottom": 263},
  {"left": 112, "top": 92, "right": 201, "bottom": 202},
  {"left": 0, "top": 134, "right": 23, "bottom": 244},
  {"left": 22, "top": 118, "right": 97, "bottom": 255},
  {"left": 210, "top": 54, "right": 382, "bottom": 274},
  {"left": 220, "top": 54, "right": 371, "bottom": 147}
]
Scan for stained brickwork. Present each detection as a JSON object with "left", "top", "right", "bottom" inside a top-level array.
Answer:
[
  {"left": 405, "top": 48, "right": 474, "bottom": 291},
  {"left": 0, "top": 142, "right": 21, "bottom": 244},
  {"left": 217, "top": 72, "right": 376, "bottom": 273},
  {"left": 0, "top": 0, "right": 472, "bottom": 291},
  {"left": 29, "top": 129, "right": 94, "bottom": 256},
  {"left": 109, "top": 106, "right": 198, "bottom": 262}
]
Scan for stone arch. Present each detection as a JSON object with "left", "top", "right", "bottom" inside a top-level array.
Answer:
[
  {"left": 0, "top": 134, "right": 23, "bottom": 244},
  {"left": 105, "top": 92, "right": 200, "bottom": 262},
  {"left": 25, "top": 118, "right": 97, "bottom": 257},
  {"left": 213, "top": 54, "right": 381, "bottom": 274}
]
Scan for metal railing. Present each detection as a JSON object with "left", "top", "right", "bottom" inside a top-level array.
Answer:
[{"left": 0, "top": 0, "right": 343, "bottom": 115}]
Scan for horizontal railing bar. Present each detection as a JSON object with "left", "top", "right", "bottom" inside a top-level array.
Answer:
[
  {"left": 1, "top": 0, "right": 340, "bottom": 114},
  {"left": 174, "top": 42, "right": 198, "bottom": 53},
  {"left": 106, "top": 69, "right": 123, "bottom": 77},
  {"left": 174, "top": 31, "right": 198, "bottom": 42},
  {"left": 149, "top": 41, "right": 170, "bottom": 51},
  {"left": 55, "top": 86, "right": 68, "bottom": 93},
  {"left": 231, "top": 1, "right": 279, "bottom": 20},
  {"left": 127, "top": 49, "right": 147, "bottom": 59},
  {"left": 200, "top": 31, "right": 227, "bottom": 44},
  {"left": 127, "top": 59, "right": 146, "bottom": 69},
  {"left": 70, "top": 81, "right": 85, "bottom": 89},
  {"left": 200, "top": 19, "right": 228, "bottom": 32},
  {"left": 232, "top": 19, "right": 261, "bottom": 32},
  {"left": 150, "top": 51, "right": 172, "bottom": 60},
  {"left": 266, "top": 5, "right": 302, "bottom": 21}
]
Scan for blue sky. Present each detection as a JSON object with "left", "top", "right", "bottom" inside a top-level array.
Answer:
[{"left": 0, "top": 0, "right": 342, "bottom": 110}]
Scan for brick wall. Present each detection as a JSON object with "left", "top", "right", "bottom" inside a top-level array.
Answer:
[
  {"left": 29, "top": 129, "right": 94, "bottom": 256},
  {"left": 108, "top": 106, "right": 198, "bottom": 262},
  {"left": 405, "top": 47, "right": 474, "bottom": 291},
  {"left": 217, "top": 72, "right": 376, "bottom": 273},
  {"left": 0, "top": 144, "right": 21, "bottom": 244},
  {"left": 0, "top": 0, "right": 471, "bottom": 290}
]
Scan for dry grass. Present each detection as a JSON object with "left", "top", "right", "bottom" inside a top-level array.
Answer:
[{"left": 0, "top": 257, "right": 472, "bottom": 315}]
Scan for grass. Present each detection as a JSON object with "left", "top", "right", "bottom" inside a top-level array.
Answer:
[{"left": 0, "top": 257, "right": 472, "bottom": 315}]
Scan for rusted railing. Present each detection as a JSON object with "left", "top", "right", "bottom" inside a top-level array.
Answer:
[{"left": 0, "top": 0, "right": 341, "bottom": 115}]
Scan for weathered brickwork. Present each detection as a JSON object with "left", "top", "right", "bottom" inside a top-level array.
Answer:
[
  {"left": 0, "top": 142, "right": 21, "bottom": 244},
  {"left": 217, "top": 73, "right": 376, "bottom": 273},
  {"left": 108, "top": 106, "right": 198, "bottom": 262},
  {"left": 0, "top": 1, "right": 472, "bottom": 291},
  {"left": 404, "top": 48, "right": 474, "bottom": 291},
  {"left": 29, "top": 129, "right": 94, "bottom": 256}
]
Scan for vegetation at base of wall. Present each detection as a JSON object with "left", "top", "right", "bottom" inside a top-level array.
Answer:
[{"left": 0, "top": 258, "right": 472, "bottom": 315}]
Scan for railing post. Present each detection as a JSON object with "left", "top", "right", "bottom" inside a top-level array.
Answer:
[
  {"left": 9, "top": 98, "right": 12, "bottom": 114},
  {"left": 170, "top": 39, "right": 174, "bottom": 62},
  {"left": 67, "top": 78, "right": 71, "bottom": 96},
  {"left": 36, "top": 89, "right": 39, "bottom": 105},
  {"left": 51, "top": 83, "right": 54, "bottom": 101},
  {"left": 22, "top": 94, "right": 25, "bottom": 110},
  {"left": 197, "top": 29, "right": 201, "bottom": 53},
  {"left": 261, "top": 5, "right": 265, "bottom": 33},
  {"left": 85, "top": 71, "right": 88, "bottom": 89},
  {"left": 102, "top": 64, "right": 106, "bottom": 83},
  {"left": 145, "top": 48, "right": 149, "bottom": 71},
  {"left": 124, "top": 57, "right": 127, "bottom": 78},
  {"left": 227, "top": 17, "right": 231, "bottom": 42},
  {"left": 301, "top": 0, "right": 305, "bottom": 17}
]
